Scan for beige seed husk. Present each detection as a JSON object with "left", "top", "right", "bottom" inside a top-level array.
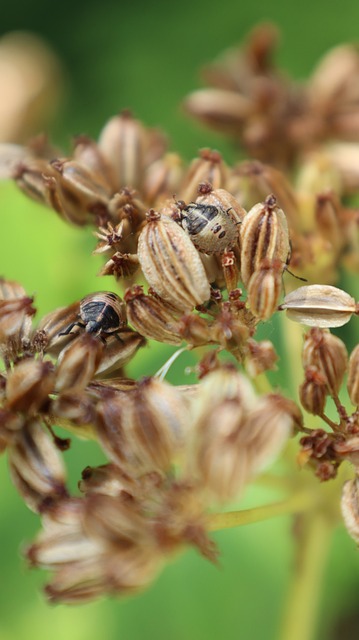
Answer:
[
  {"left": 137, "top": 212, "right": 210, "bottom": 311},
  {"left": 240, "top": 197, "right": 290, "bottom": 288},
  {"left": 280, "top": 284, "right": 356, "bottom": 328},
  {"left": 247, "top": 262, "right": 282, "bottom": 320}
]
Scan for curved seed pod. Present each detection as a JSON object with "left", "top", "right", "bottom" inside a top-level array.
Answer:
[
  {"left": 6, "top": 359, "right": 55, "bottom": 414},
  {"left": 299, "top": 366, "right": 328, "bottom": 415},
  {"left": 302, "top": 328, "right": 348, "bottom": 395},
  {"left": 348, "top": 345, "right": 359, "bottom": 406},
  {"left": 124, "top": 286, "right": 182, "bottom": 345},
  {"left": 279, "top": 284, "right": 356, "bottom": 328},
  {"left": 247, "top": 259, "right": 283, "bottom": 320},
  {"left": 240, "top": 194, "right": 290, "bottom": 287},
  {"left": 137, "top": 211, "right": 210, "bottom": 311},
  {"left": 8, "top": 419, "right": 67, "bottom": 512},
  {"left": 55, "top": 334, "right": 104, "bottom": 393},
  {"left": 46, "top": 159, "right": 111, "bottom": 226},
  {"left": 97, "top": 111, "right": 148, "bottom": 191},
  {"left": 179, "top": 148, "right": 229, "bottom": 203}
]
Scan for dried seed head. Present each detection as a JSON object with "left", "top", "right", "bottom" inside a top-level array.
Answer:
[
  {"left": 94, "top": 329, "right": 146, "bottom": 378},
  {"left": 347, "top": 345, "right": 359, "bottom": 406},
  {"left": 240, "top": 194, "right": 290, "bottom": 287},
  {"left": 239, "top": 393, "right": 293, "bottom": 473},
  {"left": 98, "top": 111, "right": 151, "bottom": 191},
  {"left": 72, "top": 135, "right": 116, "bottom": 191},
  {"left": 137, "top": 211, "right": 210, "bottom": 311},
  {"left": 341, "top": 477, "right": 359, "bottom": 545},
  {"left": 47, "top": 159, "right": 111, "bottom": 226},
  {"left": 34, "top": 300, "right": 80, "bottom": 355},
  {"left": 299, "top": 366, "right": 328, "bottom": 415},
  {"left": 8, "top": 419, "right": 67, "bottom": 512},
  {"left": 6, "top": 359, "right": 55, "bottom": 414},
  {"left": 14, "top": 158, "right": 57, "bottom": 205},
  {"left": 143, "top": 152, "right": 183, "bottom": 206},
  {"left": 247, "top": 258, "right": 283, "bottom": 320},
  {"left": 0, "top": 295, "right": 35, "bottom": 351},
  {"left": 279, "top": 284, "right": 356, "bottom": 328},
  {"left": 98, "top": 252, "right": 140, "bottom": 280},
  {"left": 180, "top": 148, "right": 228, "bottom": 203},
  {"left": 124, "top": 285, "right": 182, "bottom": 345},
  {"left": 96, "top": 378, "right": 189, "bottom": 473},
  {"left": 302, "top": 328, "right": 348, "bottom": 395},
  {"left": 55, "top": 334, "right": 104, "bottom": 393}
]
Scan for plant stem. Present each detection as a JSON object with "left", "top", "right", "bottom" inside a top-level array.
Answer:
[
  {"left": 278, "top": 511, "right": 333, "bottom": 640},
  {"left": 208, "top": 490, "right": 314, "bottom": 531}
]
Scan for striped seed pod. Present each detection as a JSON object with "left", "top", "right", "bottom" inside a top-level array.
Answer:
[
  {"left": 137, "top": 210, "right": 210, "bottom": 311},
  {"left": 240, "top": 194, "right": 290, "bottom": 287}
]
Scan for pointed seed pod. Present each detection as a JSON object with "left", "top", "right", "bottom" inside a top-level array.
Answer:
[
  {"left": 124, "top": 285, "right": 182, "bottom": 345},
  {"left": 302, "top": 328, "right": 348, "bottom": 395},
  {"left": 137, "top": 210, "right": 210, "bottom": 311},
  {"left": 299, "top": 366, "right": 328, "bottom": 415},
  {"left": 98, "top": 111, "right": 148, "bottom": 191},
  {"left": 55, "top": 334, "right": 104, "bottom": 393},
  {"left": 180, "top": 148, "right": 228, "bottom": 203},
  {"left": 240, "top": 194, "right": 290, "bottom": 287},
  {"left": 247, "top": 258, "right": 283, "bottom": 320},
  {"left": 8, "top": 419, "right": 67, "bottom": 512},
  {"left": 279, "top": 284, "right": 356, "bottom": 328},
  {"left": 6, "top": 359, "right": 55, "bottom": 414}
]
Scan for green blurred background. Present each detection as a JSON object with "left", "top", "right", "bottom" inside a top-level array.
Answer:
[{"left": 1, "top": 1, "right": 359, "bottom": 639}]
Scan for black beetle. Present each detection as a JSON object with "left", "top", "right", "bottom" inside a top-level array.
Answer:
[{"left": 60, "top": 292, "right": 127, "bottom": 341}]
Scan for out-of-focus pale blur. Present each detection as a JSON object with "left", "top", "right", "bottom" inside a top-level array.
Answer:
[{"left": 0, "top": 32, "right": 63, "bottom": 143}]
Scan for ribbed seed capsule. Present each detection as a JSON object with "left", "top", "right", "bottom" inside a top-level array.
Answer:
[
  {"left": 279, "top": 284, "right": 356, "bottom": 328},
  {"left": 8, "top": 419, "right": 67, "bottom": 512},
  {"left": 240, "top": 194, "right": 290, "bottom": 287},
  {"left": 55, "top": 334, "right": 104, "bottom": 393},
  {"left": 46, "top": 159, "right": 111, "bottom": 226},
  {"left": 302, "top": 328, "right": 348, "bottom": 395},
  {"left": 179, "top": 148, "right": 228, "bottom": 203},
  {"left": 299, "top": 366, "right": 328, "bottom": 415},
  {"left": 6, "top": 359, "right": 55, "bottom": 414},
  {"left": 137, "top": 210, "right": 210, "bottom": 311},
  {"left": 97, "top": 111, "right": 148, "bottom": 191},
  {"left": 124, "top": 286, "right": 182, "bottom": 345},
  {"left": 247, "top": 259, "right": 283, "bottom": 320},
  {"left": 348, "top": 345, "right": 359, "bottom": 406}
]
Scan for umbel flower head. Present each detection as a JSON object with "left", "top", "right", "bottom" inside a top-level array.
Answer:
[{"left": 1, "top": 23, "right": 359, "bottom": 613}]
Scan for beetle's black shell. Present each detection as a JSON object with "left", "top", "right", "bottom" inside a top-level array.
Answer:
[
  {"left": 182, "top": 203, "right": 218, "bottom": 235},
  {"left": 79, "top": 292, "right": 126, "bottom": 335}
]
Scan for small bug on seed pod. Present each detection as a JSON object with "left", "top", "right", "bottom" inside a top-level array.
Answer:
[
  {"left": 173, "top": 183, "right": 246, "bottom": 255},
  {"left": 60, "top": 292, "right": 127, "bottom": 342}
]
